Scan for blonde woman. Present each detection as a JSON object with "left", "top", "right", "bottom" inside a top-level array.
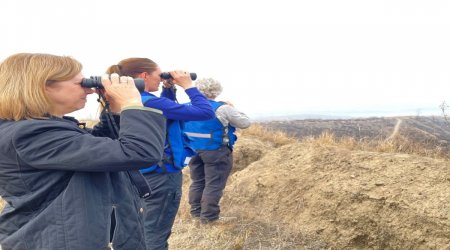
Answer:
[{"left": 0, "top": 53, "right": 165, "bottom": 249}]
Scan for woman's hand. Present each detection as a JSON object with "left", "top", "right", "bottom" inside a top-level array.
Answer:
[
  {"left": 162, "top": 79, "right": 175, "bottom": 89},
  {"left": 168, "top": 70, "right": 193, "bottom": 90},
  {"left": 101, "top": 73, "right": 143, "bottom": 112}
]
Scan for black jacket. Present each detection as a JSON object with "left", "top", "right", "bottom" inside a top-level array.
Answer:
[{"left": 0, "top": 108, "right": 165, "bottom": 250}]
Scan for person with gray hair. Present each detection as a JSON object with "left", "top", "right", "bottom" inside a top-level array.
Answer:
[
  {"left": 195, "top": 78, "right": 223, "bottom": 99},
  {"left": 184, "top": 77, "right": 251, "bottom": 224}
]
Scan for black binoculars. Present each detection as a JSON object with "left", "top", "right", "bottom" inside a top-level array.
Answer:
[
  {"left": 160, "top": 72, "right": 197, "bottom": 81},
  {"left": 81, "top": 72, "right": 197, "bottom": 92},
  {"left": 81, "top": 76, "right": 145, "bottom": 92}
]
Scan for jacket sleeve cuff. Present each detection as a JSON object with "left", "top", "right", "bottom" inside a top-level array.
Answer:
[{"left": 122, "top": 106, "right": 163, "bottom": 115}]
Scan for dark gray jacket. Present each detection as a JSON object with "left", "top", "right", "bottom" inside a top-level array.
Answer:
[{"left": 0, "top": 108, "right": 166, "bottom": 250}]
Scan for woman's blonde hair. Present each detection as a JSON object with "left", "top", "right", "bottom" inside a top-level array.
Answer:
[
  {"left": 195, "top": 78, "right": 223, "bottom": 99},
  {"left": 0, "top": 53, "right": 82, "bottom": 120}
]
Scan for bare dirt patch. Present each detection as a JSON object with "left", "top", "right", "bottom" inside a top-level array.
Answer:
[{"left": 222, "top": 141, "right": 450, "bottom": 249}]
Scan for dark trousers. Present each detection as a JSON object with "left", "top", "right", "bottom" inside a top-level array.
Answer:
[
  {"left": 142, "top": 171, "right": 182, "bottom": 250},
  {"left": 188, "top": 146, "right": 233, "bottom": 221}
]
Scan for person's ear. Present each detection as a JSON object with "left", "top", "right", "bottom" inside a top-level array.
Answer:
[{"left": 137, "top": 72, "right": 147, "bottom": 79}]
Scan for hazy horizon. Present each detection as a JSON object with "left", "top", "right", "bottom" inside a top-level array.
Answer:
[
  {"left": 3, "top": 1, "right": 450, "bottom": 122},
  {"left": 70, "top": 99, "right": 443, "bottom": 121}
]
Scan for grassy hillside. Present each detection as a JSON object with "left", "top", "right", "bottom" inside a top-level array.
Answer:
[{"left": 169, "top": 123, "right": 450, "bottom": 249}]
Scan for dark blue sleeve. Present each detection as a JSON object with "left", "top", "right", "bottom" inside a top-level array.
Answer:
[
  {"left": 160, "top": 87, "right": 176, "bottom": 100},
  {"left": 13, "top": 109, "right": 166, "bottom": 172},
  {"left": 145, "top": 87, "right": 215, "bottom": 121}
]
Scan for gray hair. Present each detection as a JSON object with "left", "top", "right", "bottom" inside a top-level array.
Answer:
[{"left": 195, "top": 78, "right": 223, "bottom": 99}]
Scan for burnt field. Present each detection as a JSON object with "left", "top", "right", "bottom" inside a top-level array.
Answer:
[{"left": 258, "top": 116, "right": 450, "bottom": 157}]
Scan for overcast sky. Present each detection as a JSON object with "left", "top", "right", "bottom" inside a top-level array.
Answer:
[{"left": 2, "top": 0, "right": 450, "bottom": 119}]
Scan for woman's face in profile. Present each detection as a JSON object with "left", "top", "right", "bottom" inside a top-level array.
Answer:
[
  {"left": 144, "top": 67, "right": 162, "bottom": 92},
  {"left": 45, "top": 73, "right": 95, "bottom": 117}
]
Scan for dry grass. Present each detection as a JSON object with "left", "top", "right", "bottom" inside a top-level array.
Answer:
[
  {"left": 241, "top": 124, "right": 445, "bottom": 159},
  {"left": 240, "top": 124, "right": 298, "bottom": 147},
  {"left": 235, "top": 122, "right": 447, "bottom": 161},
  {"left": 170, "top": 217, "right": 326, "bottom": 250},
  {"left": 302, "top": 131, "right": 447, "bottom": 159},
  {"left": 171, "top": 168, "right": 330, "bottom": 250}
]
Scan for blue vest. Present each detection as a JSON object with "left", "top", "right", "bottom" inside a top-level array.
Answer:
[
  {"left": 184, "top": 100, "right": 237, "bottom": 151},
  {"left": 140, "top": 94, "right": 194, "bottom": 173}
]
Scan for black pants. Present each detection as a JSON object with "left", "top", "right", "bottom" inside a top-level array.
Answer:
[
  {"left": 142, "top": 171, "right": 182, "bottom": 250},
  {"left": 188, "top": 146, "right": 233, "bottom": 221}
]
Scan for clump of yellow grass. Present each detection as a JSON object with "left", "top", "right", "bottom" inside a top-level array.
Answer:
[
  {"left": 303, "top": 131, "right": 446, "bottom": 159},
  {"left": 239, "top": 124, "right": 297, "bottom": 147}
]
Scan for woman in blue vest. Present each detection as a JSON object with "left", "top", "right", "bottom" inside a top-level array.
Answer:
[
  {"left": 106, "top": 58, "right": 214, "bottom": 250},
  {"left": 184, "top": 78, "right": 251, "bottom": 224}
]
